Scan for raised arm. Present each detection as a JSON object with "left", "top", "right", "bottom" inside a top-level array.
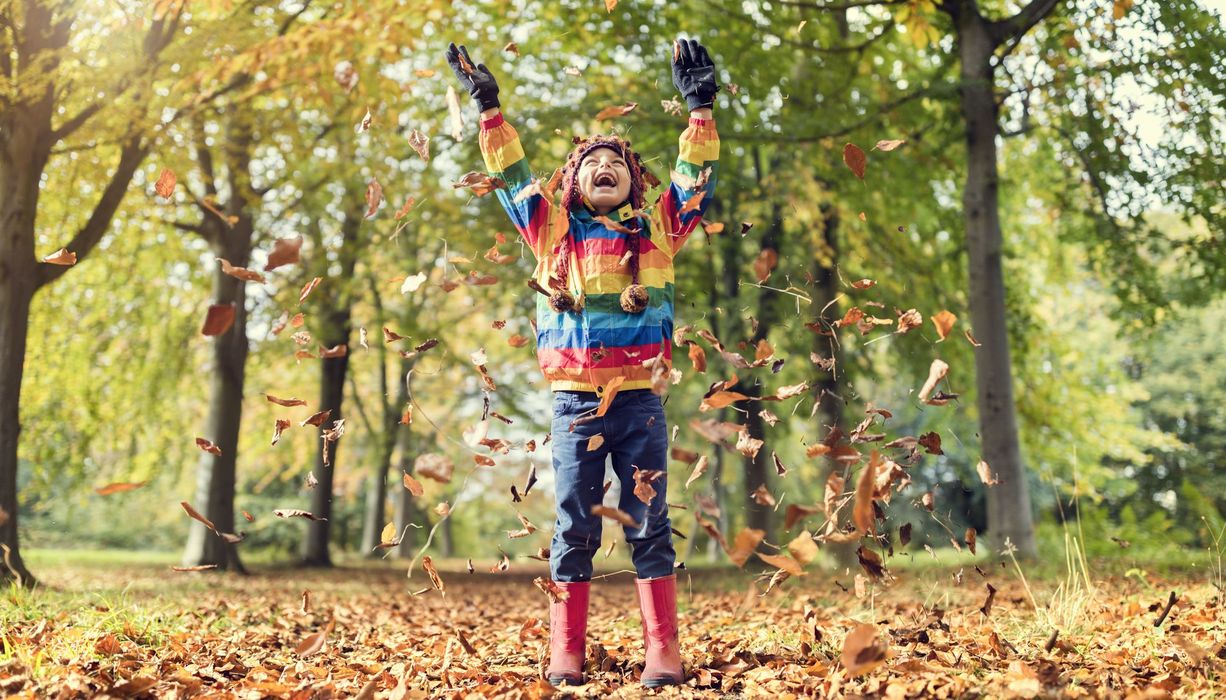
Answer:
[
  {"left": 445, "top": 43, "right": 551, "bottom": 257},
  {"left": 651, "top": 38, "right": 721, "bottom": 258}
]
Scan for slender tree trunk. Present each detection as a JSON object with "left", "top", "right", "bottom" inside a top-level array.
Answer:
[
  {"left": 393, "top": 361, "right": 422, "bottom": 559},
  {"left": 954, "top": 8, "right": 1037, "bottom": 555},
  {"left": 743, "top": 199, "right": 785, "bottom": 541},
  {"left": 182, "top": 220, "right": 251, "bottom": 572},
  {"left": 360, "top": 279, "right": 398, "bottom": 554}
]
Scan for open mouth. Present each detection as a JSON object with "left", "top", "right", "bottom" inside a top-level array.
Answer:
[{"left": 594, "top": 172, "right": 618, "bottom": 188}]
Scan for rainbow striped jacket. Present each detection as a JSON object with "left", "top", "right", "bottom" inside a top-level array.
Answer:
[{"left": 479, "top": 113, "right": 719, "bottom": 394}]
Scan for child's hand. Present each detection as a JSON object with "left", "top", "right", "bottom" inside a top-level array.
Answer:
[
  {"left": 445, "top": 42, "right": 500, "bottom": 112},
  {"left": 671, "top": 38, "right": 720, "bottom": 111}
]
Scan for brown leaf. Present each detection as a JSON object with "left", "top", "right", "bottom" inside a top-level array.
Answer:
[
  {"left": 591, "top": 504, "right": 640, "bottom": 528},
  {"left": 853, "top": 450, "right": 879, "bottom": 535},
  {"left": 195, "top": 437, "right": 222, "bottom": 456},
  {"left": 401, "top": 472, "right": 424, "bottom": 496},
  {"left": 632, "top": 467, "right": 664, "bottom": 505},
  {"left": 752, "top": 248, "right": 778, "bottom": 283},
  {"left": 965, "top": 527, "right": 978, "bottom": 554},
  {"left": 95, "top": 481, "right": 147, "bottom": 496},
  {"left": 41, "top": 248, "right": 77, "bottom": 266},
  {"left": 301, "top": 409, "right": 332, "bottom": 427},
  {"left": 452, "top": 171, "right": 506, "bottom": 197},
  {"left": 503, "top": 42, "right": 520, "bottom": 56},
  {"left": 180, "top": 501, "right": 217, "bottom": 531},
  {"left": 298, "top": 277, "right": 322, "bottom": 305},
  {"left": 594, "top": 376, "right": 625, "bottom": 417},
  {"left": 700, "top": 390, "right": 751, "bottom": 412},
  {"left": 684, "top": 455, "right": 709, "bottom": 489},
  {"left": 201, "top": 303, "right": 236, "bottom": 336},
  {"left": 842, "top": 143, "right": 867, "bottom": 180},
  {"left": 415, "top": 453, "right": 455, "bottom": 483},
  {"left": 841, "top": 623, "right": 888, "bottom": 677},
  {"left": 873, "top": 139, "right": 906, "bottom": 152},
  {"left": 679, "top": 189, "right": 707, "bottom": 215},
  {"left": 155, "top": 168, "right": 177, "bottom": 198},
  {"left": 296, "top": 619, "right": 334, "bottom": 657},
  {"left": 264, "top": 236, "right": 303, "bottom": 271},
  {"left": 750, "top": 484, "right": 776, "bottom": 507},
  {"left": 270, "top": 418, "right": 290, "bottom": 446},
  {"left": 981, "top": 582, "right": 998, "bottom": 616},
  {"left": 725, "top": 528, "right": 765, "bottom": 568},
  {"left": 363, "top": 177, "right": 383, "bottom": 219},
  {"left": 594, "top": 102, "right": 638, "bottom": 121},
  {"left": 932, "top": 310, "right": 957, "bottom": 341},
  {"left": 266, "top": 394, "right": 307, "bottom": 407},
  {"left": 216, "top": 258, "right": 265, "bottom": 283},
  {"left": 533, "top": 577, "right": 570, "bottom": 603},
  {"left": 784, "top": 504, "right": 821, "bottom": 530},
  {"left": 756, "top": 551, "right": 805, "bottom": 576},
  {"left": 407, "top": 129, "right": 430, "bottom": 162}
]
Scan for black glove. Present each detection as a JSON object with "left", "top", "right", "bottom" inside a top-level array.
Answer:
[
  {"left": 445, "top": 42, "right": 500, "bottom": 112},
  {"left": 671, "top": 38, "right": 719, "bottom": 111}
]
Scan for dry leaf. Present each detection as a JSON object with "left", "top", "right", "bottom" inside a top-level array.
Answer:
[
  {"left": 155, "top": 168, "right": 176, "bottom": 198},
  {"left": 264, "top": 236, "right": 303, "bottom": 271},
  {"left": 195, "top": 437, "right": 222, "bottom": 456},
  {"left": 201, "top": 304, "right": 236, "bottom": 336},
  {"left": 841, "top": 623, "right": 888, "bottom": 676},
  {"left": 42, "top": 248, "right": 76, "bottom": 266},
  {"left": 843, "top": 143, "right": 867, "bottom": 180},
  {"left": 932, "top": 310, "right": 957, "bottom": 341},
  {"left": 95, "top": 481, "right": 147, "bottom": 496},
  {"left": 591, "top": 504, "right": 639, "bottom": 528},
  {"left": 918, "top": 359, "right": 950, "bottom": 404},
  {"left": 873, "top": 139, "right": 906, "bottom": 151},
  {"left": 407, "top": 129, "right": 430, "bottom": 161},
  {"left": 594, "top": 102, "right": 638, "bottom": 121},
  {"left": 364, "top": 178, "right": 383, "bottom": 219}
]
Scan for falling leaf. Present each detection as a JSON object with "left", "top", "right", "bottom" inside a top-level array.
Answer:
[
  {"left": 750, "top": 484, "right": 776, "bottom": 507},
  {"left": 415, "top": 453, "right": 454, "bottom": 483},
  {"left": 591, "top": 504, "right": 639, "bottom": 528},
  {"left": 932, "top": 310, "right": 957, "bottom": 341},
  {"left": 980, "top": 583, "right": 998, "bottom": 616},
  {"left": 216, "top": 258, "right": 265, "bottom": 283},
  {"left": 298, "top": 277, "right": 322, "bottom": 304},
  {"left": 42, "top": 248, "right": 76, "bottom": 266},
  {"left": 965, "top": 527, "right": 978, "bottom": 554},
  {"left": 264, "top": 236, "right": 303, "bottom": 271},
  {"left": 507, "top": 334, "right": 530, "bottom": 348},
  {"left": 965, "top": 328, "right": 982, "bottom": 346},
  {"left": 725, "top": 528, "right": 765, "bottom": 567},
  {"left": 853, "top": 450, "right": 880, "bottom": 535},
  {"left": 503, "top": 42, "right": 519, "bottom": 56},
  {"left": 407, "top": 129, "right": 430, "bottom": 162},
  {"left": 95, "top": 481, "right": 147, "bottom": 496},
  {"left": 787, "top": 531, "right": 819, "bottom": 566},
  {"left": 918, "top": 359, "right": 950, "bottom": 404},
  {"left": 850, "top": 278, "right": 875, "bottom": 289},
  {"left": 354, "top": 107, "right": 373, "bottom": 134},
  {"left": 179, "top": 501, "right": 217, "bottom": 532},
  {"left": 452, "top": 171, "right": 506, "bottom": 197},
  {"left": 201, "top": 304, "right": 236, "bottom": 336},
  {"left": 270, "top": 418, "right": 290, "bottom": 446},
  {"left": 700, "top": 390, "right": 751, "bottom": 412},
  {"left": 446, "top": 85, "right": 464, "bottom": 141},
  {"left": 364, "top": 178, "right": 383, "bottom": 219},
  {"left": 195, "top": 437, "right": 222, "bottom": 456},
  {"left": 266, "top": 394, "right": 307, "bottom": 407},
  {"left": 843, "top": 143, "right": 867, "bottom": 180},
  {"left": 595, "top": 376, "right": 625, "bottom": 417},
  {"left": 274, "top": 508, "right": 327, "bottom": 521},
  {"left": 605, "top": 0, "right": 617, "bottom": 11},
  {"left": 735, "top": 430, "right": 764, "bottom": 459},
  {"left": 841, "top": 623, "right": 889, "bottom": 677},
  {"left": 594, "top": 102, "right": 638, "bottom": 121},
  {"left": 896, "top": 308, "right": 923, "bottom": 334},
  {"left": 155, "top": 168, "right": 176, "bottom": 198},
  {"left": 753, "top": 248, "right": 778, "bottom": 283},
  {"left": 301, "top": 409, "right": 332, "bottom": 427},
  {"left": 679, "top": 189, "right": 707, "bottom": 216},
  {"left": 632, "top": 467, "right": 664, "bottom": 505},
  {"left": 684, "top": 455, "right": 709, "bottom": 489},
  {"left": 976, "top": 459, "right": 1000, "bottom": 486},
  {"left": 400, "top": 272, "right": 428, "bottom": 294},
  {"left": 873, "top": 139, "right": 906, "bottom": 151}
]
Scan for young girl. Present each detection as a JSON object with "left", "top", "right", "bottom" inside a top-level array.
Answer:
[{"left": 446, "top": 38, "right": 719, "bottom": 688}]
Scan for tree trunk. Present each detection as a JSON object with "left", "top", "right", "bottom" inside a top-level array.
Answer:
[
  {"left": 743, "top": 199, "right": 785, "bottom": 541},
  {"left": 955, "top": 11, "right": 1037, "bottom": 555},
  {"left": 359, "top": 279, "right": 399, "bottom": 555},
  {"left": 0, "top": 276, "right": 34, "bottom": 587},
  {"left": 301, "top": 316, "right": 351, "bottom": 566},
  {"left": 182, "top": 218, "right": 252, "bottom": 572},
  {"left": 301, "top": 206, "right": 360, "bottom": 566},
  {"left": 393, "top": 371, "right": 422, "bottom": 559}
]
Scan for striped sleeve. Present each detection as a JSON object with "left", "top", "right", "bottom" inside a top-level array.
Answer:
[
  {"left": 651, "top": 117, "right": 720, "bottom": 258},
  {"left": 479, "top": 113, "right": 551, "bottom": 255}
]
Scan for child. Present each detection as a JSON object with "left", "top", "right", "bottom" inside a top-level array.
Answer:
[{"left": 446, "top": 38, "right": 719, "bottom": 688}]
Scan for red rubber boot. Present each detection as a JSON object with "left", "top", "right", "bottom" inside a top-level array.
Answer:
[
  {"left": 546, "top": 581, "right": 590, "bottom": 686},
  {"left": 635, "top": 574, "right": 684, "bottom": 687}
]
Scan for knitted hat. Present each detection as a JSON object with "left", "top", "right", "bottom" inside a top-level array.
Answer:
[{"left": 558, "top": 134, "right": 659, "bottom": 213}]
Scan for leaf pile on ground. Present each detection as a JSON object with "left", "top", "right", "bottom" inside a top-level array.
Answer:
[{"left": 2, "top": 559, "right": 1223, "bottom": 698}]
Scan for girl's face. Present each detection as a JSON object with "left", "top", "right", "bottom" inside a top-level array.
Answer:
[{"left": 577, "top": 146, "right": 632, "bottom": 213}]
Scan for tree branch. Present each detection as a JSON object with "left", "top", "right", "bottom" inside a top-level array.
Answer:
[
  {"left": 987, "top": 0, "right": 1062, "bottom": 45},
  {"left": 36, "top": 135, "right": 150, "bottom": 289},
  {"left": 777, "top": 0, "right": 905, "bottom": 9}
]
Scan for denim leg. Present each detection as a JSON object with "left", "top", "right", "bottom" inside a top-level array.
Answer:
[
  {"left": 550, "top": 393, "right": 610, "bottom": 582},
  {"left": 609, "top": 392, "right": 675, "bottom": 579}
]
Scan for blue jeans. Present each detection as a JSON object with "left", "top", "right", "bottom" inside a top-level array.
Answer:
[{"left": 550, "top": 388, "right": 675, "bottom": 582}]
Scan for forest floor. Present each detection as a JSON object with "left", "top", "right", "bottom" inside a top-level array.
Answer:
[{"left": 1, "top": 548, "right": 1223, "bottom": 698}]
